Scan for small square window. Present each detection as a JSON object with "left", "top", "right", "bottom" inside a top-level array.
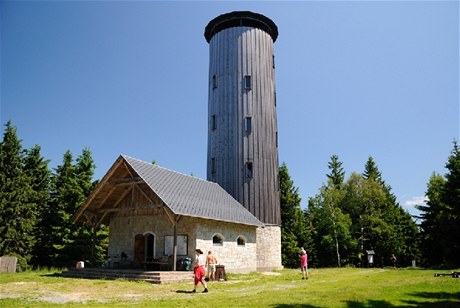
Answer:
[{"left": 237, "top": 236, "right": 246, "bottom": 246}]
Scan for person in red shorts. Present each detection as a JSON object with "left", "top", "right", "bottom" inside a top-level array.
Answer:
[{"left": 192, "top": 248, "right": 208, "bottom": 293}]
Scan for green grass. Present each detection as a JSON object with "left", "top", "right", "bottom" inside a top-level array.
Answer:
[{"left": 1, "top": 267, "right": 459, "bottom": 307}]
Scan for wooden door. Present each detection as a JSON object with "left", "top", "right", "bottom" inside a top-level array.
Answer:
[{"left": 134, "top": 234, "right": 144, "bottom": 268}]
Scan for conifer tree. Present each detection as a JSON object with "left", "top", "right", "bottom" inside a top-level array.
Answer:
[
  {"left": 23, "top": 145, "right": 51, "bottom": 268},
  {"left": 279, "top": 163, "right": 313, "bottom": 267},
  {"left": 416, "top": 173, "right": 446, "bottom": 265},
  {"left": 48, "top": 151, "right": 77, "bottom": 266},
  {"left": 442, "top": 141, "right": 460, "bottom": 265},
  {"left": 0, "top": 121, "right": 37, "bottom": 270},
  {"left": 363, "top": 156, "right": 383, "bottom": 183},
  {"left": 48, "top": 148, "right": 106, "bottom": 267},
  {"left": 363, "top": 156, "right": 397, "bottom": 204},
  {"left": 73, "top": 148, "right": 107, "bottom": 266},
  {"left": 327, "top": 154, "right": 345, "bottom": 189},
  {"left": 416, "top": 142, "right": 460, "bottom": 266}
]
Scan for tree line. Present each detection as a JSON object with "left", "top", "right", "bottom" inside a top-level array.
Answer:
[
  {"left": 0, "top": 121, "right": 107, "bottom": 270},
  {"left": 280, "top": 144, "right": 460, "bottom": 269},
  {"left": 1, "top": 121, "right": 459, "bottom": 270}
]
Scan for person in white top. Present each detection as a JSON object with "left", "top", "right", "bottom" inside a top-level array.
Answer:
[{"left": 192, "top": 248, "right": 208, "bottom": 293}]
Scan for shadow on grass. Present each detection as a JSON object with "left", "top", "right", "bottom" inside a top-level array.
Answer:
[
  {"left": 401, "top": 301, "right": 460, "bottom": 307},
  {"left": 176, "top": 290, "right": 195, "bottom": 294},
  {"left": 400, "top": 291, "right": 460, "bottom": 307},
  {"left": 343, "top": 292, "right": 460, "bottom": 308},
  {"left": 344, "top": 300, "right": 394, "bottom": 308},
  {"left": 39, "top": 272, "right": 63, "bottom": 277},
  {"left": 273, "top": 305, "right": 319, "bottom": 308},
  {"left": 408, "top": 291, "right": 460, "bottom": 301}
]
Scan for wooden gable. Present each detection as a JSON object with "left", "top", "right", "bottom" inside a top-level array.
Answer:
[{"left": 73, "top": 156, "right": 166, "bottom": 227}]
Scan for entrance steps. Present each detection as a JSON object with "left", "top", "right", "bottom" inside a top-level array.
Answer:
[{"left": 62, "top": 268, "right": 193, "bottom": 284}]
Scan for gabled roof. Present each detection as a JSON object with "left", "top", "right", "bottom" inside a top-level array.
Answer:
[{"left": 73, "top": 155, "right": 263, "bottom": 227}]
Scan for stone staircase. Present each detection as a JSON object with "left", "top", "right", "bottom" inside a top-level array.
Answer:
[{"left": 61, "top": 268, "right": 193, "bottom": 284}]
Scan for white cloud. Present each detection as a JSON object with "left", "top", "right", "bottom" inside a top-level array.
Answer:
[
  {"left": 404, "top": 196, "right": 427, "bottom": 207},
  {"left": 403, "top": 196, "right": 427, "bottom": 217}
]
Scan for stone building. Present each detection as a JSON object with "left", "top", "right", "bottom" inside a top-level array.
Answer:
[{"left": 73, "top": 155, "right": 280, "bottom": 273}]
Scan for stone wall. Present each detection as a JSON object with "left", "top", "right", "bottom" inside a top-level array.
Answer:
[
  {"left": 108, "top": 213, "right": 259, "bottom": 273},
  {"left": 195, "top": 219, "right": 258, "bottom": 273},
  {"left": 108, "top": 209, "right": 181, "bottom": 261},
  {"left": 256, "top": 225, "right": 283, "bottom": 271}
]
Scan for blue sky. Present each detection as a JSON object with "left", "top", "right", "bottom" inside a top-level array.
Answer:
[{"left": 1, "top": 1, "right": 458, "bottom": 216}]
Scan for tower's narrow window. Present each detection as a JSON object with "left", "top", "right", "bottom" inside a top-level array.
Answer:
[
  {"left": 244, "top": 75, "right": 251, "bottom": 90},
  {"left": 272, "top": 55, "right": 275, "bottom": 69},
  {"left": 276, "top": 131, "right": 278, "bottom": 147},
  {"left": 212, "top": 115, "right": 216, "bottom": 130},
  {"left": 245, "top": 117, "right": 252, "bottom": 133},
  {"left": 211, "top": 157, "right": 216, "bottom": 175},
  {"left": 212, "top": 74, "right": 217, "bottom": 89},
  {"left": 246, "top": 162, "right": 253, "bottom": 178}
]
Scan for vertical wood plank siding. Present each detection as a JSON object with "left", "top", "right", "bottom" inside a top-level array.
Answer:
[{"left": 206, "top": 25, "right": 281, "bottom": 226}]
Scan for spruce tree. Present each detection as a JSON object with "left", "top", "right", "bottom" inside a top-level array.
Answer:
[
  {"left": 49, "top": 148, "right": 106, "bottom": 267},
  {"left": 279, "top": 163, "right": 312, "bottom": 268},
  {"left": 49, "top": 151, "right": 81, "bottom": 267},
  {"left": 24, "top": 145, "right": 52, "bottom": 268},
  {"left": 416, "top": 142, "right": 460, "bottom": 266},
  {"left": 0, "top": 121, "right": 37, "bottom": 270},
  {"left": 441, "top": 141, "right": 460, "bottom": 265},
  {"left": 363, "top": 156, "right": 382, "bottom": 182},
  {"left": 327, "top": 154, "right": 345, "bottom": 189},
  {"left": 73, "top": 148, "right": 107, "bottom": 266}
]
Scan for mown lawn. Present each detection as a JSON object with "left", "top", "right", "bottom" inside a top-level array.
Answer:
[{"left": 1, "top": 267, "right": 459, "bottom": 307}]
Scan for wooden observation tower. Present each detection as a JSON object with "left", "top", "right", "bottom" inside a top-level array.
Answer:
[{"left": 205, "top": 11, "right": 281, "bottom": 226}]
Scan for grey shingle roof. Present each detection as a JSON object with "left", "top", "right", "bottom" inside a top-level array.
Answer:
[{"left": 123, "top": 155, "right": 263, "bottom": 227}]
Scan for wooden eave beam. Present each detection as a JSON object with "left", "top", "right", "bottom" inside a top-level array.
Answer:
[
  {"left": 72, "top": 155, "right": 125, "bottom": 223},
  {"left": 97, "top": 203, "right": 163, "bottom": 213},
  {"left": 108, "top": 177, "right": 143, "bottom": 185},
  {"left": 135, "top": 183, "right": 157, "bottom": 206},
  {"left": 95, "top": 211, "right": 110, "bottom": 227}
]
